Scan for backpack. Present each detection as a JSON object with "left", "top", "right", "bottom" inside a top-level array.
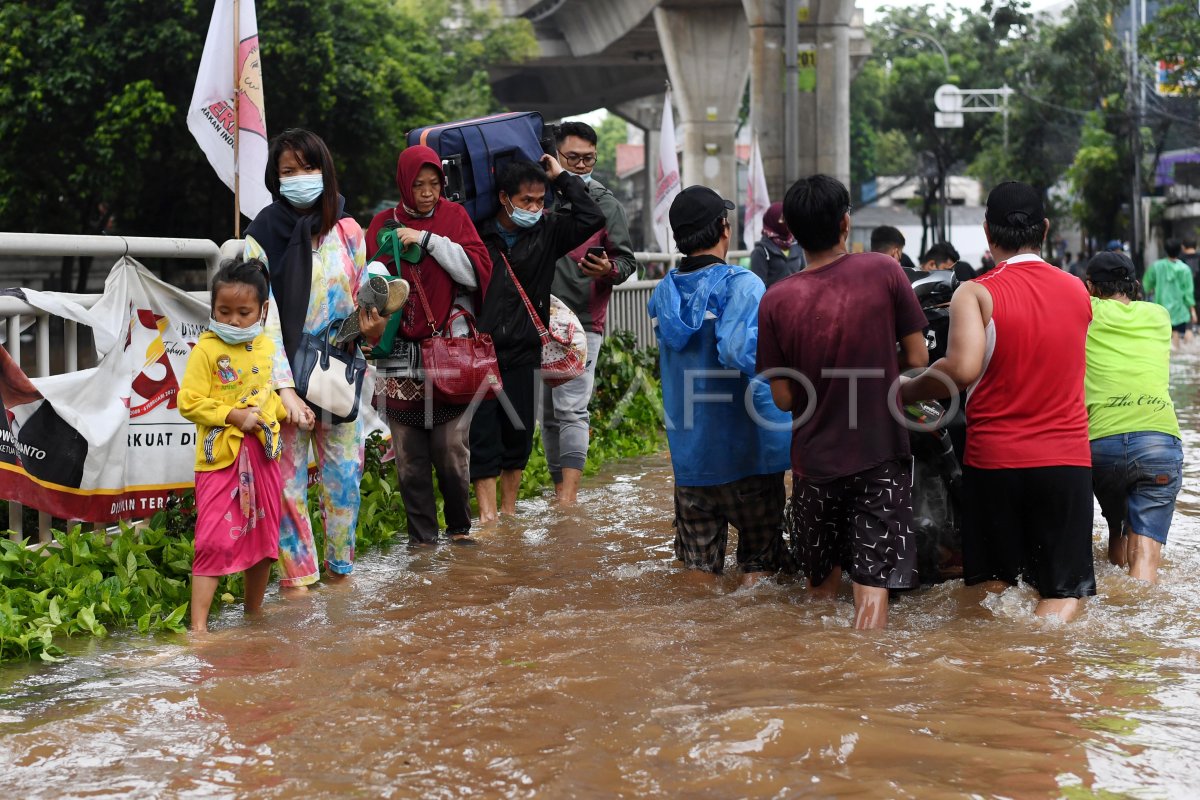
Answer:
[{"left": 407, "top": 112, "right": 553, "bottom": 224}]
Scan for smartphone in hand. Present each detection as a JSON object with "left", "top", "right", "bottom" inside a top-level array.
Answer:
[{"left": 585, "top": 246, "right": 606, "bottom": 260}]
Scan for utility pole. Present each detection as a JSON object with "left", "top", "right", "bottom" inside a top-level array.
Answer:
[
  {"left": 784, "top": 0, "right": 799, "bottom": 184},
  {"left": 1127, "top": 3, "right": 1146, "bottom": 270}
]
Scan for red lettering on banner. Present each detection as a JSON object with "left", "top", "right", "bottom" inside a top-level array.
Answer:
[
  {"left": 129, "top": 387, "right": 177, "bottom": 418},
  {"left": 206, "top": 100, "right": 236, "bottom": 135}
]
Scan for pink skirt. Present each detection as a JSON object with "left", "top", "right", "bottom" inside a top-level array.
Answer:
[{"left": 193, "top": 437, "right": 282, "bottom": 577}]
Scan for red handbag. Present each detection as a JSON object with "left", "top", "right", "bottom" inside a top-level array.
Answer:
[{"left": 410, "top": 269, "right": 502, "bottom": 404}]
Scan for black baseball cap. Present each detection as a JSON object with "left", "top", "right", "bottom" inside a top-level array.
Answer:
[
  {"left": 669, "top": 185, "right": 735, "bottom": 238},
  {"left": 985, "top": 181, "right": 1045, "bottom": 228},
  {"left": 1086, "top": 251, "right": 1135, "bottom": 282}
]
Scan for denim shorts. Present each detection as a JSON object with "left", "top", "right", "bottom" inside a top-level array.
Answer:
[{"left": 1090, "top": 432, "right": 1184, "bottom": 544}]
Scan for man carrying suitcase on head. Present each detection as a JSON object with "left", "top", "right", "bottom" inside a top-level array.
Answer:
[
  {"left": 471, "top": 154, "right": 605, "bottom": 523},
  {"left": 540, "top": 122, "right": 639, "bottom": 507}
]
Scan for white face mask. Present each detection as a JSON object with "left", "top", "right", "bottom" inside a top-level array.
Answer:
[
  {"left": 208, "top": 306, "right": 266, "bottom": 344},
  {"left": 505, "top": 200, "right": 543, "bottom": 229},
  {"left": 279, "top": 174, "right": 324, "bottom": 209}
]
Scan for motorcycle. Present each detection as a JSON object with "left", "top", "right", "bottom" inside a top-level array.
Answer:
[{"left": 904, "top": 269, "right": 966, "bottom": 582}]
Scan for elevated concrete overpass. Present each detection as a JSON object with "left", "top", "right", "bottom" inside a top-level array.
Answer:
[{"left": 482, "top": 0, "right": 869, "bottom": 240}]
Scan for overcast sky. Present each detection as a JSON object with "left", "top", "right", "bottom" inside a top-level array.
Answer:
[{"left": 859, "top": 0, "right": 1068, "bottom": 23}]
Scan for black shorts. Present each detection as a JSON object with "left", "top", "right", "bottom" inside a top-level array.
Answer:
[
  {"left": 468, "top": 362, "right": 538, "bottom": 481},
  {"left": 961, "top": 465, "right": 1096, "bottom": 599},
  {"left": 1173, "top": 322, "right": 1189, "bottom": 335},
  {"left": 787, "top": 460, "right": 918, "bottom": 589},
  {"left": 673, "top": 473, "right": 788, "bottom": 574}
]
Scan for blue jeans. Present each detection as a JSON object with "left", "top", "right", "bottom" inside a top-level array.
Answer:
[{"left": 1090, "top": 432, "right": 1184, "bottom": 544}]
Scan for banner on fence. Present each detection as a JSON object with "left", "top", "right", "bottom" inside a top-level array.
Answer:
[{"left": 0, "top": 258, "right": 209, "bottom": 522}]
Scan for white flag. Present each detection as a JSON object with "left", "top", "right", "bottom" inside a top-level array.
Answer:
[
  {"left": 186, "top": 0, "right": 271, "bottom": 221},
  {"left": 652, "top": 90, "right": 682, "bottom": 253},
  {"left": 743, "top": 133, "right": 770, "bottom": 249}
]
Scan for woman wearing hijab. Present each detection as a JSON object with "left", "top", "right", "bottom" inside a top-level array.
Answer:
[
  {"left": 243, "top": 128, "right": 385, "bottom": 590},
  {"left": 365, "top": 145, "right": 493, "bottom": 545},
  {"left": 749, "top": 201, "right": 804, "bottom": 287}
]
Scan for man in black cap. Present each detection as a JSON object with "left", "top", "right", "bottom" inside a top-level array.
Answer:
[
  {"left": 902, "top": 180, "right": 1096, "bottom": 622},
  {"left": 647, "top": 185, "right": 792, "bottom": 586},
  {"left": 1083, "top": 251, "right": 1182, "bottom": 585}
]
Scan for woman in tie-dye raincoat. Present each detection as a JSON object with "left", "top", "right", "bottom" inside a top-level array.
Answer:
[{"left": 243, "top": 128, "right": 386, "bottom": 589}]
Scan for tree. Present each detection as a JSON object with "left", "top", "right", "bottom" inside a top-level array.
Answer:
[
  {"left": 1142, "top": 2, "right": 1200, "bottom": 95},
  {"left": 849, "top": 60, "right": 885, "bottom": 197},
  {"left": 856, "top": 2, "right": 1032, "bottom": 253},
  {"left": 1067, "top": 109, "right": 1126, "bottom": 242},
  {"left": 261, "top": 0, "right": 538, "bottom": 215},
  {"left": 0, "top": 0, "right": 535, "bottom": 287},
  {"left": 968, "top": 0, "right": 1128, "bottom": 234},
  {"left": 592, "top": 113, "right": 628, "bottom": 186},
  {"left": 0, "top": 1, "right": 207, "bottom": 289},
  {"left": 852, "top": 0, "right": 1136, "bottom": 253}
]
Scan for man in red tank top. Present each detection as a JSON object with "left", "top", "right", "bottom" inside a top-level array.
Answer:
[{"left": 902, "top": 181, "right": 1095, "bottom": 622}]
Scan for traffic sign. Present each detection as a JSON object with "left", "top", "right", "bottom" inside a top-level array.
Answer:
[
  {"left": 935, "top": 111, "right": 964, "bottom": 128},
  {"left": 934, "top": 84, "right": 961, "bottom": 111}
]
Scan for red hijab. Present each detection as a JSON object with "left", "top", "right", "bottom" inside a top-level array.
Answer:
[
  {"left": 762, "top": 201, "right": 794, "bottom": 249},
  {"left": 365, "top": 145, "right": 492, "bottom": 339}
]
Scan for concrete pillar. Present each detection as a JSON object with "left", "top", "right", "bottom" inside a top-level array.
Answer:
[
  {"left": 653, "top": 5, "right": 750, "bottom": 246},
  {"left": 796, "top": 0, "right": 853, "bottom": 189},
  {"left": 742, "top": 0, "right": 788, "bottom": 202},
  {"left": 613, "top": 97, "right": 664, "bottom": 252}
]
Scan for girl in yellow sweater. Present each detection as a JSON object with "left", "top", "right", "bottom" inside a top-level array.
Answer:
[{"left": 179, "top": 258, "right": 298, "bottom": 632}]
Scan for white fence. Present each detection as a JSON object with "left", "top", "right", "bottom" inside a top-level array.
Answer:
[{"left": 0, "top": 235, "right": 743, "bottom": 539}]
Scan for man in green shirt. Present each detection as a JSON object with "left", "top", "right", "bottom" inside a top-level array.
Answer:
[
  {"left": 1085, "top": 252, "right": 1184, "bottom": 584},
  {"left": 1143, "top": 238, "right": 1196, "bottom": 347}
]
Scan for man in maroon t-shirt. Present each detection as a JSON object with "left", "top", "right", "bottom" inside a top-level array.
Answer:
[
  {"left": 757, "top": 175, "right": 929, "bottom": 629},
  {"left": 901, "top": 181, "right": 1094, "bottom": 622}
]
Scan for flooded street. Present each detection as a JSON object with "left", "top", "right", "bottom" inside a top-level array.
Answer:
[{"left": 4, "top": 356, "right": 1200, "bottom": 798}]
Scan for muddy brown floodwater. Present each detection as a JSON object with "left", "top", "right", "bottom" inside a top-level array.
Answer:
[{"left": 5, "top": 355, "right": 1200, "bottom": 798}]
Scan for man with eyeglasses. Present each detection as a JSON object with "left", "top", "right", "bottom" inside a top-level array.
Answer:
[{"left": 542, "top": 121, "right": 638, "bottom": 506}]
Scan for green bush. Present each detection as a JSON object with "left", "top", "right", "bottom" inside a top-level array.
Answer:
[
  {"left": 0, "top": 332, "right": 664, "bottom": 662},
  {"left": 517, "top": 329, "right": 664, "bottom": 497},
  {"left": 1, "top": 522, "right": 199, "bottom": 662}
]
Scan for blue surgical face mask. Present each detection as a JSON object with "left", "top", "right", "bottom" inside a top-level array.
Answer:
[
  {"left": 505, "top": 200, "right": 542, "bottom": 229},
  {"left": 579, "top": 172, "right": 594, "bottom": 185},
  {"left": 208, "top": 311, "right": 264, "bottom": 345},
  {"left": 279, "top": 174, "right": 324, "bottom": 209}
]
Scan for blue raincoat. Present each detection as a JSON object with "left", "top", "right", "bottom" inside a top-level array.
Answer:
[{"left": 648, "top": 262, "right": 791, "bottom": 486}]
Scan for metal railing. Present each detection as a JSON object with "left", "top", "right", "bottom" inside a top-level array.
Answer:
[
  {"left": 0, "top": 232, "right": 223, "bottom": 279},
  {"left": 0, "top": 233, "right": 223, "bottom": 542},
  {"left": 0, "top": 236, "right": 740, "bottom": 539}
]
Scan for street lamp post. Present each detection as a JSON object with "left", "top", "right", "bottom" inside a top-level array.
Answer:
[
  {"left": 896, "top": 28, "right": 951, "bottom": 74},
  {"left": 900, "top": 29, "right": 952, "bottom": 244}
]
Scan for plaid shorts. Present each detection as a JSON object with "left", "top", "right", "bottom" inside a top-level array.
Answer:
[
  {"left": 673, "top": 473, "right": 788, "bottom": 574},
  {"left": 786, "top": 460, "right": 919, "bottom": 590}
]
